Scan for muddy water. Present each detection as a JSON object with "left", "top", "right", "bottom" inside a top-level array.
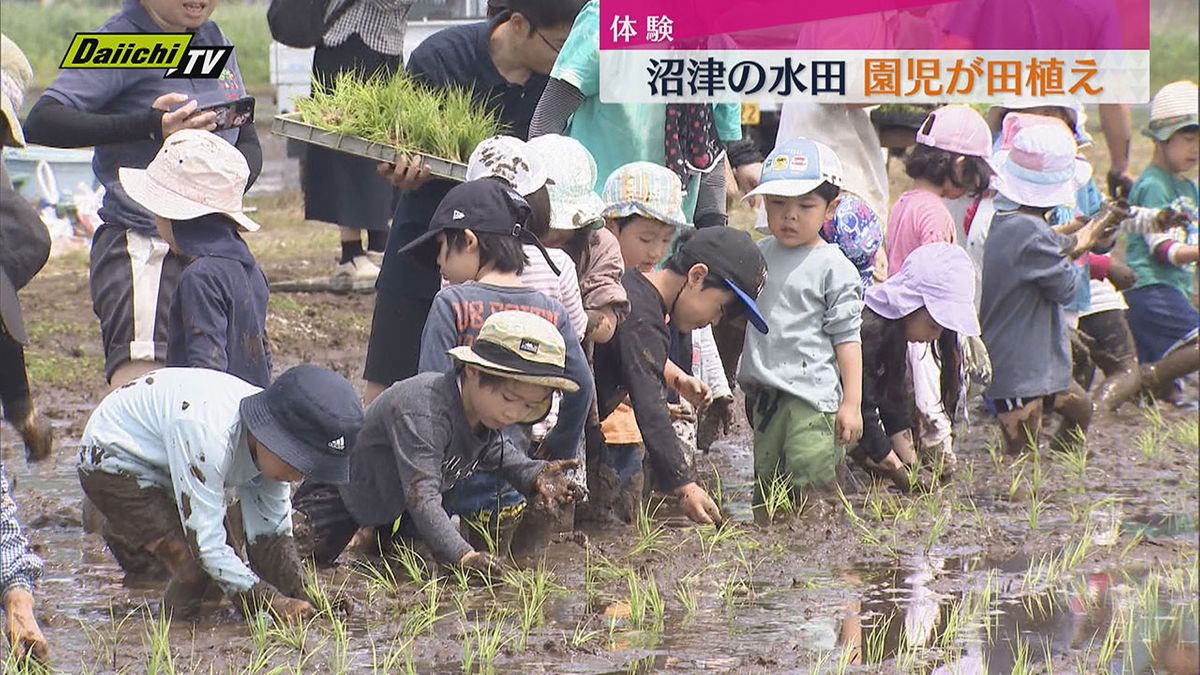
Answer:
[{"left": 5, "top": 403, "right": 1198, "bottom": 674}]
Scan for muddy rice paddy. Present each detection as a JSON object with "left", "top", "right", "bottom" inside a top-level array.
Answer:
[{"left": 2, "top": 191, "right": 1197, "bottom": 674}]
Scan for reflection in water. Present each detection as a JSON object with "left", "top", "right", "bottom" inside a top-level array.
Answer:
[{"left": 856, "top": 550, "right": 1200, "bottom": 674}]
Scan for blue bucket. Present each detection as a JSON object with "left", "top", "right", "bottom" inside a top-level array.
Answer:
[{"left": 2, "top": 145, "right": 98, "bottom": 203}]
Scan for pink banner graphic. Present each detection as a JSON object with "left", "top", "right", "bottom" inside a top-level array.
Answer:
[{"left": 599, "top": 0, "right": 1150, "bottom": 51}]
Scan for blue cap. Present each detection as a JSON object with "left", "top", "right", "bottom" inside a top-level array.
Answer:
[
  {"left": 239, "top": 365, "right": 363, "bottom": 484},
  {"left": 745, "top": 138, "right": 844, "bottom": 200}
]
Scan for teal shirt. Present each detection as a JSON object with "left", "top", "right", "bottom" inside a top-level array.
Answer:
[
  {"left": 1127, "top": 164, "right": 1199, "bottom": 297},
  {"left": 551, "top": 0, "right": 742, "bottom": 220},
  {"left": 738, "top": 240, "right": 863, "bottom": 413}
]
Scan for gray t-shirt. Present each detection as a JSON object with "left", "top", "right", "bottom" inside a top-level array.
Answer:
[
  {"left": 739, "top": 240, "right": 863, "bottom": 413},
  {"left": 43, "top": 2, "right": 247, "bottom": 233},
  {"left": 980, "top": 211, "right": 1079, "bottom": 400},
  {"left": 338, "top": 371, "right": 545, "bottom": 563}
]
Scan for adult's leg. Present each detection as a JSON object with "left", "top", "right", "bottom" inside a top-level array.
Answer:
[
  {"left": 362, "top": 290, "right": 432, "bottom": 406},
  {"left": 994, "top": 398, "right": 1045, "bottom": 456},
  {"left": 0, "top": 332, "right": 52, "bottom": 460}
]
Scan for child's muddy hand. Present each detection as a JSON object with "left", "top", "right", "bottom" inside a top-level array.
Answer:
[
  {"left": 1108, "top": 262, "right": 1137, "bottom": 291},
  {"left": 4, "top": 588, "right": 49, "bottom": 664},
  {"left": 1154, "top": 207, "right": 1189, "bottom": 232},
  {"left": 459, "top": 551, "right": 505, "bottom": 576},
  {"left": 1106, "top": 169, "right": 1134, "bottom": 200},
  {"left": 675, "top": 375, "right": 713, "bottom": 411},
  {"left": 675, "top": 482, "right": 722, "bottom": 525},
  {"left": 270, "top": 596, "right": 316, "bottom": 621},
  {"left": 533, "top": 459, "right": 585, "bottom": 506},
  {"left": 835, "top": 403, "right": 863, "bottom": 446}
]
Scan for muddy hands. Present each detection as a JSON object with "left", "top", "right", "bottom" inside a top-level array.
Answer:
[{"left": 532, "top": 459, "right": 586, "bottom": 509}]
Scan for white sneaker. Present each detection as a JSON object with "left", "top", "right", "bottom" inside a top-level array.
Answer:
[{"left": 334, "top": 255, "right": 380, "bottom": 282}]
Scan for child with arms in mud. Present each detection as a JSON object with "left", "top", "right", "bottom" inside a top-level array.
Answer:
[
  {"left": 738, "top": 139, "right": 864, "bottom": 509},
  {"left": 76, "top": 366, "right": 364, "bottom": 619},
  {"left": 594, "top": 167, "right": 768, "bottom": 524},
  {"left": 119, "top": 129, "right": 271, "bottom": 387},
  {"left": 981, "top": 124, "right": 1116, "bottom": 455},
  {"left": 407, "top": 177, "right": 592, "bottom": 551},
  {"left": 885, "top": 106, "right": 992, "bottom": 473},
  {"left": 1109, "top": 81, "right": 1199, "bottom": 410},
  {"left": 292, "top": 311, "right": 584, "bottom": 573},
  {"left": 855, "top": 244, "right": 979, "bottom": 492}
]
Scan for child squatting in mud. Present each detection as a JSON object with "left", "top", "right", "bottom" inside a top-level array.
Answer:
[
  {"left": 292, "top": 311, "right": 585, "bottom": 574},
  {"left": 76, "top": 366, "right": 364, "bottom": 619}
]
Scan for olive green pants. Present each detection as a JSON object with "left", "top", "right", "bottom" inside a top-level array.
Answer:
[{"left": 748, "top": 388, "right": 841, "bottom": 495}]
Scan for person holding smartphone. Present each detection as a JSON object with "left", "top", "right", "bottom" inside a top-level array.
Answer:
[{"left": 23, "top": 0, "right": 261, "bottom": 394}]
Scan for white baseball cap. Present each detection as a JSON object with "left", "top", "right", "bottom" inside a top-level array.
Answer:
[
  {"left": 118, "top": 129, "right": 259, "bottom": 231},
  {"left": 466, "top": 135, "right": 548, "bottom": 197}
]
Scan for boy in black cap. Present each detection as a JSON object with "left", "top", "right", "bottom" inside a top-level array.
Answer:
[
  {"left": 293, "top": 311, "right": 584, "bottom": 572},
  {"left": 593, "top": 227, "right": 768, "bottom": 525},
  {"left": 76, "top": 365, "right": 363, "bottom": 619}
]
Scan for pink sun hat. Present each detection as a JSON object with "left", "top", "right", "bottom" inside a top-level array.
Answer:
[
  {"left": 915, "top": 105, "right": 992, "bottom": 158},
  {"left": 988, "top": 123, "right": 1092, "bottom": 209},
  {"left": 865, "top": 243, "right": 980, "bottom": 337}
]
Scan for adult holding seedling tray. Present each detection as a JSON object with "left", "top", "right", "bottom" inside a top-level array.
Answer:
[
  {"left": 358, "top": 0, "right": 586, "bottom": 405},
  {"left": 294, "top": 0, "right": 436, "bottom": 284}
]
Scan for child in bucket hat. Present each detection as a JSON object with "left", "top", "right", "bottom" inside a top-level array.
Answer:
[
  {"left": 855, "top": 243, "right": 980, "bottom": 492},
  {"left": 530, "top": 134, "right": 629, "bottom": 345},
  {"left": 292, "top": 311, "right": 584, "bottom": 573},
  {"left": 739, "top": 137, "right": 866, "bottom": 504},
  {"left": 77, "top": 365, "right": 363, "bottom": 620},
  {"left": 602, "top": 161, "right": 689, "bottom": 273},
  {"left": 118, "top": 129, "right": 271, "bottom": 388},
  {"left": 981, "top": 123, "right": 1102, "bottom": 457},
  {"left": 1119, "top": 80, "right": 1199, "bottom": 408}
]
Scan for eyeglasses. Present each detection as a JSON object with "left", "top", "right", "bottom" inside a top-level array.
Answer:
[{"left": 535, "top": 29, "right": 562, "bottom": 54}]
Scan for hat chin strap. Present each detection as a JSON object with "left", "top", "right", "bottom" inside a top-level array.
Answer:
[{"left": 513, "top": 225, "right": 563, "bottom": 276}]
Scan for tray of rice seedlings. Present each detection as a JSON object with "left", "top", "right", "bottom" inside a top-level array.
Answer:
[{"left": 274, "top": 70, "right": 505, "bottom": 182}]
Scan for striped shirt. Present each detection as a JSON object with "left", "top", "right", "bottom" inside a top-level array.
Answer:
[
  {"left": 0, "top": 466, "right": 43, "bottom": 595},
  {"left": 324, "top": 0, "right": 441, "bottom": 56},
  {"left": 520, "top": 246, "right": 588, "bottom": 341}
]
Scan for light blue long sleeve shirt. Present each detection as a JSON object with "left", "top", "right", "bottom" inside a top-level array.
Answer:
[
  {"left": 79, "top": 369, "right": 292, "bottom": 595},
  {"left": 739, "top": 240, "right": 864, "bottom": 413}
]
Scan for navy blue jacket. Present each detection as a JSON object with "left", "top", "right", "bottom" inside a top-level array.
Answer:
[{"left": 165, "top": 215, "right": 271, "bottom": 387}]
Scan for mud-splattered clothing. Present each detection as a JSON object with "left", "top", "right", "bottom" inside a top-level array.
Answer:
[
  {"left": 77, "top": 369, "right": 291, "bottom": 595},
  {"left": 164, "top": 215, "right": 271, "bottom": 388},
  {"left": 337, "top": 372, "right": 547, "bottom": 564},
  {"left": 1, "top": 466, "right": 43, "bottom": 595},
  {"left": 593, "top": 270, "right": 694, "bottom": 492}
]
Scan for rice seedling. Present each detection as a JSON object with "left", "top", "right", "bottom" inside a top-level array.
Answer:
[
  {"left": 370, "top": 636, "right": 416, "bottom": 675},
  {"left": 718, "top": 568, "right": 750, "bottom": 609},
  {"left": 1008, "top": 634, "right": 1034, "bottom": 675},
  {"left": 1169, "top": 417, "right": 1198, "bottom": 449},
  {"left": 983, "top": 431, "right": 1005, "bottom": 469},
  {"left": 357, "top": 559, "right": 402, "bottom": 598},
  {"left": 328, "top": 611, "right": 350, "bottom": 675},
  {"left": 629, "top": 500, "right": 668, "bottom": 557},
  {"left": 270, "top": 611, "right": 315, "bottom": 654},
  {"left": 675, "top": 577, "right": 699, "bottom": 620},
  {"left": 570, "top": 617, "right": 604, "bottom": 648},
  {"left": 705, "top": 461, "right": 728, "bottom": 514},
  {"left": 625, "top": 572, "right": 665, "bottom": 632},
  {"left": 1134, "top": 427, "right": 1163, "bottom": 461},
  {"left": 696, "top": 520, "right": 746, "bottom": 557},
  {"left": 1054, "top": 432, "right": 1090, "bottom": 481},
  {"left": 506, "top": 560, "right": 562, "bottom": 648},
  {"left": 755, "top": 472, "right": 797, "bottom": 523},
  {"left": 295, "top": 70, "right": 504, "bottom": 164},
  {"left": 403, "top": 577, "right": 446, "bottom": 638},
  {"left": 461, "top": 606, "right": 513, "bottom": 672},
  {"left": 924, "top": 511, "right": 950, "bottom": 552},
  {"left": 78, "top": 603, "right": 136, "bottom": 672},
  {"left": 463, "top": 512, "right": 502, "bottom": 557},
  {"left": 141, "top": 608, "right": 175, "bottom": 675},
  {"left": 1006, "top": 461, "right": 1027, "bottom": 500},
  {"left": 1026, "top": 496, "right": 1048, "bottom": 531},
  {"left": 391, "top": 542, "right": 430, "bottom": 585},
  {"left": 864, "top": 612, "right": 894, "bottom": 663}
]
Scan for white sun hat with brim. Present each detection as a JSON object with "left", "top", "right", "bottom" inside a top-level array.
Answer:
[
  {"left": 466, "top": 135, "right": 548, "bottom": 197},
  {"left": 1, "top": 34, "right": 33, "bottom": 147},
  {"left": 118, "top": 129, "right": 259, "bottom": 231},
  {"left": 449, "top": 310, "right": 581, "bottom": 424},
  {"left": 987, "top": 101, "right": 1093, "bottom": 147},
  {"left": 527, "top": 134, "right": 606, "bottom": 230},
  {"left": 989, "top": 124, "right": 1092, "bottom": 209},
  {"left": 1143, "top": 80, "right": 1199, "bottom": 142}
]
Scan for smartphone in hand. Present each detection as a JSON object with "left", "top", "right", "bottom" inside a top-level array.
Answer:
[{"left": 194, "top": 96, "right": 255, "bottom": 131}]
